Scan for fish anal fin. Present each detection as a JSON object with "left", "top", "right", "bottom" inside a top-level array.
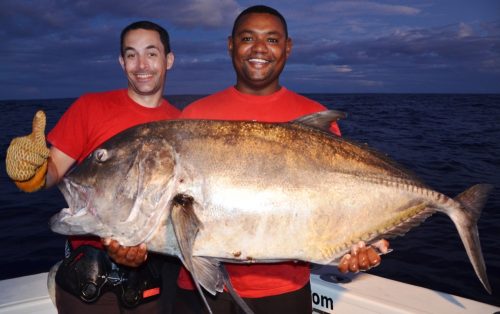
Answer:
[
  {"left": 325, "top": 202, "right": 434, "bottom": 265},
  {"left": 192, "top": 257, "right": 224, "bottom": 295}
]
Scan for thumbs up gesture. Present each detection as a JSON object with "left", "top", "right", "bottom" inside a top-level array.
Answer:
[{"left": 6, "top": 110, "right": 50, "bottom": 192}]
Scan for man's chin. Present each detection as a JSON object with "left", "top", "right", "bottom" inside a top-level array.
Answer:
[{"left": 129, "top": 84, "right": 161, "bottom": 97}]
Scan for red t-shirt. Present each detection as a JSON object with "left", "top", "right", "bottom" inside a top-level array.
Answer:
[
  {"left": 178, "top": 86, "right": 340, "bottom": 298},
  {"left": 48, "top": 89, "right": 180, "bottom": 249}
]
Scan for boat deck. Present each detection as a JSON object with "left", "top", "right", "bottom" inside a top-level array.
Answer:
[{"left": 0, "top": 266, "right": 498, "bottom": 313}]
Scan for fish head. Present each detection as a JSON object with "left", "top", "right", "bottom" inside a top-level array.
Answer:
[{"left": 50, "top": 125, "right": 177, "bottom": 246}]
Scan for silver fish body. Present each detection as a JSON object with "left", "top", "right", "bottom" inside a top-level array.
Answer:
[{"left": 50, "top": 110, "right": 493, "bottom": 296}]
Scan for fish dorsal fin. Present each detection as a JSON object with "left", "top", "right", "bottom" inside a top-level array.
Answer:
[
  {"left": 170, "top": 193, "right": 222, "bottom": 314},
  {"left": 292, "top": 110, "right": 347, "bottom": 133}
]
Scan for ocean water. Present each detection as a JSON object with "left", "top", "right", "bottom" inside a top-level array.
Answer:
[{"left": 0, "top": 94, "right": 499, "bottom": 306}]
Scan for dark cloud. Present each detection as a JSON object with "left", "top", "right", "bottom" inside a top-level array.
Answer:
[
  {"left": 0, "top": 0, "right": 499, "bottom": 99},
  {"left": 0, "top": 0, "right": 243, "bottom": 99},
  {"left": 50, "top": 0, "right": 240, "bottom": 28},
  {"left": 286, "top": 20, "right": 500, "bottom": 92},
  {"left": 311, "top": 1, "right": 421, "bottom": 17}
]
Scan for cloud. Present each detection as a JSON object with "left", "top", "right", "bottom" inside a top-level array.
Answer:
[
  {"left": 457, "top": 22, "right": 474, "bottom": 38},
  {"left": 1, "top": 0, "right": 241, "bottom": 32},
  {"left": 68, "top": 0, "right": 241, "bottom": 28},
  {"left": 0, "top": 0, "right": 242, "bottom": 99},
  {"left": 285, "top": 19, "right": 500, "bottom": 92},
  {"left": 0, "top": 0, "right": 499, "bottom": 98},
  {"left": 312, "top": 1, "right": 421, "bottom": 17},
  {"left": 168, "top": 0, "right": 241, "bottom": 27},
  {"left": 292, "top": 20, "right": 500, "bottom": 69}
]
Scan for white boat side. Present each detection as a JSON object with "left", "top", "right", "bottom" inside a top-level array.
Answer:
[
  {"left": 0, "top": 273, "right": 54, "bottom": 314},
  {"left": 0, "top": 266, "right": 498, "bottom": 314},
  {"left": 310, "top": 266, "right": 499, "bottom": 313}
]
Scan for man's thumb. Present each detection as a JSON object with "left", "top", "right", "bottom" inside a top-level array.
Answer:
[{"left": 30, "top": 110, "right": 47, "bottom": 144}]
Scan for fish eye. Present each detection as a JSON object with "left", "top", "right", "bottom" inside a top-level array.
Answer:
[{"left": 94, "top": 149, "right": 109, "bottom": 162}]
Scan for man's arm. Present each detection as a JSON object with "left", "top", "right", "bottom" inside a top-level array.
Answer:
[{"left": 45, "top": 146, "right": 76, "bottom": 188}]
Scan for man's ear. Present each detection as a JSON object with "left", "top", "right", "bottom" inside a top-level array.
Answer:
[
  {"left": 166, "top": 52, "right": 175, "bottom": 70},
  {"left": 119, "top": 55, "right": 125, "bottom": 70},
  {"left": 227, "top": 36, "right": 233, "bottom": 56},
  {"left": 285, "top": 37, "right": 293, "bottom": 59}
]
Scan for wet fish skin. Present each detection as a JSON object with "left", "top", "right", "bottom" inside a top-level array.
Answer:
[{"left": 50, "top": 110, "right": 493, "bottom": 297}]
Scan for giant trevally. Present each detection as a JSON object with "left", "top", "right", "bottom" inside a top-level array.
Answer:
[{"left": 49, "top": 110, "right": 493, "bottom": 303}]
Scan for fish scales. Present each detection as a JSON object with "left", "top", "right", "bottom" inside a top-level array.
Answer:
[{"left": 166, "top": 122, "right": 426, "bottom": 261}]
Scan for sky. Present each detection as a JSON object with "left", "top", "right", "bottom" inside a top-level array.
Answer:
[{"left": 1, "top": 0, "right": 499, "bottom": 100}]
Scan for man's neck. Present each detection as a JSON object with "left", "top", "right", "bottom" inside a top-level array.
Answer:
[
  {"left": 128, "top": 90, "right": 163, "bottom": 108},
  {"left": 235, "top": 82, "right": 281, "bottom": 96}
]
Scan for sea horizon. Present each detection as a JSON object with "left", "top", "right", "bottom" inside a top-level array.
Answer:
[{"left": 1, "top": 91, "right": 500, "bottom": 103}]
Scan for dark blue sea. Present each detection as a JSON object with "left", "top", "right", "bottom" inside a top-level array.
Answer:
[{"left": 0, "top": 94, "right": 499, "bottom": 306}]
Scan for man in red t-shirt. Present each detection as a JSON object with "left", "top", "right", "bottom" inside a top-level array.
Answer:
[
  {"left": 6, "top": 21, "right": 181, "bottom": 314},
  {"left": 173, "top": 5, "right": 389, "bottom": 314}
]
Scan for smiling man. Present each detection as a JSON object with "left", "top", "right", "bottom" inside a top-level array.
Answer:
[
  {"left": 119, "top": 27, "right": 174, "bottom": 105},
  {"left": 175, "top": 5, "right": 388, "bottom": 314},
  {"left": 6, "top": 21, "right": 180, "bottom": 314},
  {"left": 228, "top": 7, "right": 291, "bottom": 96}
]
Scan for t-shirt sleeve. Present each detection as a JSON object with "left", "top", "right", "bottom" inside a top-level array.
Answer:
[
  {"left": 47, "top": 96, "right": 89, "bottom": 160},
  {"left": 330, "top": 122, "right": 341, "bottom": 136}
]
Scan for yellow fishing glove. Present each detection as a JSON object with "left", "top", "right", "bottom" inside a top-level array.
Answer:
[{"left": 6, "top": 110, "right": 50, "bottom": 192}]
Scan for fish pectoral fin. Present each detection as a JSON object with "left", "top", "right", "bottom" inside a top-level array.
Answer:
[
  {"left": 170, "top": 194, "right": 217, "bottom": 313},
  {"left": 171, "top": 194, "right": 203, "bottom": 254},
  {"left": 170, "top": 193, "right": 201, "bottom": 269}
]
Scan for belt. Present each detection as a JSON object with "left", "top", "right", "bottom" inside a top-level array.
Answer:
[{"left": 55, "top": 244, "right": 161, "bottom": 307}]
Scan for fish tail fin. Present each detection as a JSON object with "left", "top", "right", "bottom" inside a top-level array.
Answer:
[
  {"left": 454, "top": 184, "right": 493, "bottom": 222},
  {"left": 449, "top": 184, "right": 493, "bottom": 294}
]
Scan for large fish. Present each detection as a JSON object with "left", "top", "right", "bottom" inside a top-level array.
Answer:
[{"left": 50, "top": 110, "right": 493, "bottom": 301}]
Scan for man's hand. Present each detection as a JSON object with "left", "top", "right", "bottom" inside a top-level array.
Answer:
[
  {"left": 102, "top": 238, "right": 148, "bottom": 268},
  {"left": 338, "top": 239, "right": 390, "bottom": 273},
  {"left": 6, "top": 110, "right": 50, "bottom": 192}
]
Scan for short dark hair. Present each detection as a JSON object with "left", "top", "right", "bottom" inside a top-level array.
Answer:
[
  {"left": 231, "top": 5, "right": 288, "bottom": 38},
  {"left": 120, "top": 21, "right": 171, "bottom": 56}
]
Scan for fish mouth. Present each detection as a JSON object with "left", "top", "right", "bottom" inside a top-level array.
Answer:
[
  {"left": 58, "top": 178, "right": 93, "bottom": 216},
  {"left": 50, "top": 178, "right": 103, "bottom": 235}
]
